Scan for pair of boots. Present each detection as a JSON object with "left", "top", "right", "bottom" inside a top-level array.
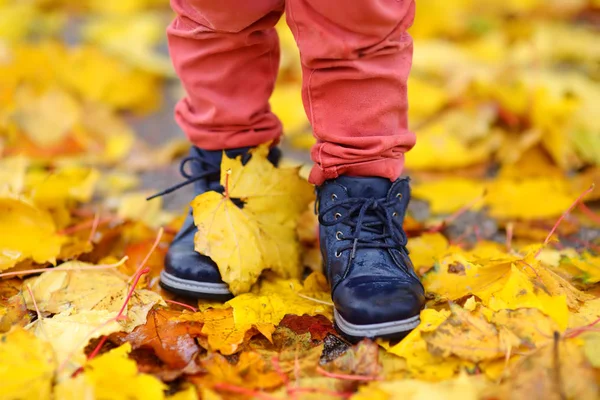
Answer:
[{"left": 156, "top": 146, "right": 424, "bottom": 340}]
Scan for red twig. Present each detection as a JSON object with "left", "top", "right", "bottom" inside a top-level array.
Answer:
[
  {"left": 565, "top": 316, "right": 600, "bottom": 338},
  {"left": 26, "top": 285, "right": 41, "bottom": 319},
  {"left": 59, "top": 216, "right": 118, "bottom": 235},
  {"left": 315, "top": 366, "right": 381, "bottom": 382},
  {"left": 506, "top": 222, "right": 514, "bottom": 252},
  {"left": 87, "top": 228, "right": 162, "bottom": 361},
  {"left": 224, "top": 169, "right": 232, "bottom": 199},
  {"left": 88, "top": 209, "right": 101, "bottom": 243},
  {"left": 536, "top": 184, "right": 595, "bottom": 258},
  {"left": 86, "top": 266, "right": 151, "bottom": 361},
  {"left": 87, "top": 336, "right": 109, "bottom": 360},
  {"left": 165, "top": 299, "right": 198, "bottom": 312},
  {"left": 578, "top": 202, "right": 600, "bottom": 226},
  {"left": 117, "top": 268, "right": 150, "bottom": 320}
]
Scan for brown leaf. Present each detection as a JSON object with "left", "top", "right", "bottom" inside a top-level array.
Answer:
[{"left": 110, "top": 308, "right": 205, "bottom": 370}]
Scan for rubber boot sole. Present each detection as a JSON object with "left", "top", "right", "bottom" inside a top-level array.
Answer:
[
  {"left": 159, "top": 270, "right": 233, "bottom": 301},
  {"left": 334, "top": 309, "right": 420, "bottom": 342}
]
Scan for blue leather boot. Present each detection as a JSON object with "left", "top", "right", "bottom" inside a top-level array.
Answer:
[
  {"left": 316, "top": 176, "right": 425, "bottom": 340},
  {"left": 150, "top": 146, "right": 281, "bottom": 300}
]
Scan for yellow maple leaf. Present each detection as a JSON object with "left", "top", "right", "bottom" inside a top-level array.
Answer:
[
  {"left": 192, "top": 145, "right": 313, "bottom": 294},
  {"left": 200, "top": 307, "right": 246, "bottom": 355},
  {"left": 0, "top": 328, "right": 56, "bottom": 400},
  {"left": 200, "top": 272, "right": 331, "bottom": 354},
  {"left": 227, "top": 272, "right": 332, "bottom": 339},
  {"left": 54, "top": 343, "right": 166, "bottom": 399},
  {"left": 0, "top": 193, "right": 64, "bottom": 271}
]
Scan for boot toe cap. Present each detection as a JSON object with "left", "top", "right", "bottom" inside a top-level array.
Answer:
[{"left": 332, "top": 275, "right": 425, "bottom": 326}]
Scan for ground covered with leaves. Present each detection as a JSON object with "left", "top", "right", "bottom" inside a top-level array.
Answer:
[{"left": 2, "top": 0, "right": 600, "bottom": 399}]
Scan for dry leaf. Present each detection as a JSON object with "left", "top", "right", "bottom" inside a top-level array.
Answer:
[
  {"left": 0, "top": 193, "right": 64, "bottom": 271},
  {"left": 54, "top": 343, "right": 167, "bottom": 400}
]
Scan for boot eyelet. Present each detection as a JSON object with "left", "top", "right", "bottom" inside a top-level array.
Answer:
[
  {"left": 396, "top": 193, "right": 403, "bottom": 200},
  {"left": 331, "top": 193, "right": 338, "bottom": 201},
  {"left": 392, "top": 212, "right": 398, "bottom": 217},
  {"left": 334, "top": 212, "right": 342, "bottom": 220},
  {"left": 335, "top": 251, "right": 342, "bottom": 257},
  {"left": 336, "top": 231, "right": 343, "bottom": 240}
]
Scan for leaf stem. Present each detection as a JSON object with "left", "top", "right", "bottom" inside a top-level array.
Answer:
[{"left": 224, "top": 169, "right": 232, "bottom": 199}]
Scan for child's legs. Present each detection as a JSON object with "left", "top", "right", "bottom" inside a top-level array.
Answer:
[
  {"left": 168, "top": 0, "right": 284, "bottom": 150},
  {"left": 285, "top": 0, "right": 416, "bottom": 185}
]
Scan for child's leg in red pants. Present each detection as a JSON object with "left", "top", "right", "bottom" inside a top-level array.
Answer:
[
  {"left": 167, "top": 0, "right": 424, "bottom": 340},
  {"left": 168, "top": 0, "right": 416, "bottom": 185}
]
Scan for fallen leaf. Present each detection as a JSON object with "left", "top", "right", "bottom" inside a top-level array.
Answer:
[
  {"left": 199, "top": 351, "right": 284, "bottom": 391},
  {"left": 0, "top": 328, "right": 56, "bottom": 400},
  {"left": 54, "top": 343, "right": 167, "bottom": 399},
  {"left": 111, "top": 308, "right": 205, "bottom": 370},
  {"left": 422, "top": 304, "right": 502, "bottom": 362},
  {"left": 0, "top": 193, "right": 64, "bottom": 271},
  {"left": 382, "top": 309, "right": 471, "bottom": 381},
  {"left": 412, "top": 178, "right": 485, "bottom": 214},
  {"left": 29, "top": 309, "right": 122, "bottom": 379},
  {"left": 23, "top": 260, "right": 164, "bottom": 332},
  {"left": 13, "top": 86, "right": 80, "bottom": 147},
  {"left": 406, "top": 232, "right": 449, "bottom": 273}
]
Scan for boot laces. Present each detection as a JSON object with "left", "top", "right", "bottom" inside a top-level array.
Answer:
[
  {"left": 318, "top": 196, "right": 407, "bottom": 259},
  {"left": 146, "top": 156, "right": 221, "bottom": 200}
]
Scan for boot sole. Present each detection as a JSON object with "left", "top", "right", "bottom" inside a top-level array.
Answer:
[
  {"left": 160, "top": 271, "right": 233, "bottom": 301},
  {"left": 334, "top": 309, "right": 420, "bottom": 342}
]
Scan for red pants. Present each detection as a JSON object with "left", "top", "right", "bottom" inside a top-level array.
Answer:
[{"left": 168, "top": 0, "right": 416, "bottom": 185}]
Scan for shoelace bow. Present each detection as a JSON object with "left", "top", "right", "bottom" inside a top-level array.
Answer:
[
  {"left": 318, "top": 196, "right": 408, "bottom": 259},
  {"left": 146, "top": 155, "right": 221, "bottom": 201}
]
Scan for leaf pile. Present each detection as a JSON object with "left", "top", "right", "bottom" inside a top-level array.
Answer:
[{"left": 2, "top": 0, "right": 600, "bottom": 400}]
